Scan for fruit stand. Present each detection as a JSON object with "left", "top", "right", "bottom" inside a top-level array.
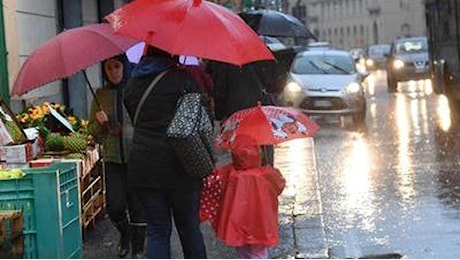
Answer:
[{"left": 0, "top": 100, "right": 104, "bottom": 258}]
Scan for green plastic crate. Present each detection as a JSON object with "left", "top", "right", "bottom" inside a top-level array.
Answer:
[{"left": 0, "top": 162, "right": 82, "bottom": 258}]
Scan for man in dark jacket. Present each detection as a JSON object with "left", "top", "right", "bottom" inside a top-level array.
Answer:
[
  {"left": 208, "top": 61, "right": 271, "bottom": 121},
  {"left": 123, "top": 46, "right": 207, "bottom": 259},
  {"left": 208, "top": 60, "right": 277, "bottom": 165}
]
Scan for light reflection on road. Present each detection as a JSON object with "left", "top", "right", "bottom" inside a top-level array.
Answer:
[
  {"left": 436, "top": 95, "right": 451, "bottom": 132},
  {"left": 275, "top": 139, "right": 310, "bottom": 198},
  {"left": 394, "top": 93, "right": 414, "bottom": 208},
  {"left": 341, "top": 135, "right": 376, "bottom": 233},
  {"left": 315, "top": 70, "right": 460, "bottom": 258}
]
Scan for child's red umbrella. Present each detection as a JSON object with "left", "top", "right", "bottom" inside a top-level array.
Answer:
[
  {"left": 105, "top": 0, "right": 274, "bottom": 66},
  {"left": 215, "top": 103, "right": 320, "bottom": 150}
]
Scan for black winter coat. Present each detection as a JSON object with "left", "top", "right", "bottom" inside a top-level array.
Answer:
[
  {"left": 208, "top": 61, "right": 276, "bottom": 121},
  {"left": 123, "top": 68, "right": 202, "bottom": 191}
]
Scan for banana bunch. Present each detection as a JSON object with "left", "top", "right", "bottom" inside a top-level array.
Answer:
[{"left": 0, "top": 168, "right": 25, "bottom": 180}]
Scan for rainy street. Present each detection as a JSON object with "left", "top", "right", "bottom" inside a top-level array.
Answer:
[
  {"left": 308, "top": 70, "right": 460, "bottom": 259},
  {"left": 83, "top": 70, "right": 460, "bottom": 259}
]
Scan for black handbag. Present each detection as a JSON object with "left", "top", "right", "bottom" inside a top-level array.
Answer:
[
  {"left": 166, "top": 92, "right": 215, "bottom": 179},
  {"left": 134, "top": 70, "right": 215, "bottom": 179}
]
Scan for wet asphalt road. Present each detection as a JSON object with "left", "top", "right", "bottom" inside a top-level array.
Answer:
[{"left": 314, "top": 71, "right": 460, "bottom": 258}]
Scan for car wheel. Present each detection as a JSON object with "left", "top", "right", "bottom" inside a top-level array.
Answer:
[{"left": 387, "top": 74, "right": 397, "bottom": 93}]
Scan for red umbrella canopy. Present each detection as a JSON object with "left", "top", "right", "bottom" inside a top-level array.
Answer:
[
  {"left": 12, "top": 23, "right": 139, "bottom": 96},
  {"left": 105, "top": 0, "right": 275, "bottom": 66},
  {"left": 215, "top": 103, "right": 320, "bottom": 150}
]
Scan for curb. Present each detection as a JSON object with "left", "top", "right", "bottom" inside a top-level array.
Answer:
[
  {"left": 293, "top": 138, "right": 328, "bottom": 259},
  {"left": 271, "top": 138, "right": 329, "bottom": 259}
]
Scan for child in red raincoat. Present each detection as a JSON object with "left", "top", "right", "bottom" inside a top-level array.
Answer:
[{"left": 201, "top": 135, "right": 286, "bottom": 258}]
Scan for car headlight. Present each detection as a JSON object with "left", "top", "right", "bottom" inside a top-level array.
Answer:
[
  {"left": 393, "top": 59, "right": 405, "bottom": 69},
  {"left": 366, "top": 59, "right": 374, "bottom": 67},
  {"left": 286, "top": 81, "right": 302, "bottom": 93},
  {"left": 345, "top": 82, "right": 362, "bottom": 94}
]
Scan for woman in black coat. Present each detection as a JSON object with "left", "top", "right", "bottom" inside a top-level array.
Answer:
[{"left": 123, "top": 46, "right": 207, "bottom": 259}]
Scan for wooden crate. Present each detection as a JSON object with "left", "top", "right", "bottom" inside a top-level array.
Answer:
[
  {"left": 80, "top": 160, "right": 106, "bottom": 231},
  {"left": 82, "top": 193, "right": 106, "bottom": 230},
  {"left": 0, "top": 211, "right": 24, "bottom": 258},
  {"left": 61, "top": 147, "right": 105, "bottom": 232}
]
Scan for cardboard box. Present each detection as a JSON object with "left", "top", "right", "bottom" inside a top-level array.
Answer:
[
  {"left": 0, "top": 121, "right": 13, "bottom": 146},
  {"left": 29, "top": 158, "right": 53, "bottom": 168},
  {"left": 0, "top": 98, "right": 27, "bottom": 144},
  {"left": 0, "top": 138, "right": 40, "bottom": 164}
]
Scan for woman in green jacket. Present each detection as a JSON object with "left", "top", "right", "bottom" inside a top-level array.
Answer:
[{"left": 88, "top": 54, "right": 145, "bottom": 258}]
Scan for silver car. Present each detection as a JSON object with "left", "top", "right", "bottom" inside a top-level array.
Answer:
[{"left": 280, "top": 49, "right": 367, "bottom": 125}]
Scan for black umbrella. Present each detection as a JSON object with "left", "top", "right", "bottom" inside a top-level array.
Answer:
[{"left": 239, "top": 9, "right": 317, "bottom": 40}]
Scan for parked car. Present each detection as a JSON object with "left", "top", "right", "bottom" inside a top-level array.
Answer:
[
  {"left": 259, "top": 35, "right": 287, "bottom": 51},
  {"left": 307, "top": 41, "right": 331, "bottom": 51},
  {"left": 386, "top": 36, "right": 430, "bottom": 92},
  {"left": 279, "top": 49, "right": 367, "bottom": 125},
  {"left": 365, "top": 44, "right": 391, "bottom": 70}
]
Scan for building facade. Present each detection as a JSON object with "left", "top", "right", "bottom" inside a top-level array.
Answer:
[
  {"left": 285, "top": 0, "right": 426, "bottom": 50},
  {"left": 1, "top": 0, "right": 128, "bottom": 116}
]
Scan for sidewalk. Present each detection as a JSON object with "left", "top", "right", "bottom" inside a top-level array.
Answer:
[
  {"left": 269, "top": 138, "right": 328, "bottom": 259},
  {"left": 83, "top": 138, "right": 328, "bottom": 258}
]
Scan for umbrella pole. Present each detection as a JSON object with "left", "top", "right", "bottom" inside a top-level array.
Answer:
[{"left": 82, "top": 70, "right": 103, "bottom": 111}]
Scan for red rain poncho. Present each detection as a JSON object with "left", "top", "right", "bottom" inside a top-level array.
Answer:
[{"left": 202, "top": 137, "right": 286, "bottom": 247}]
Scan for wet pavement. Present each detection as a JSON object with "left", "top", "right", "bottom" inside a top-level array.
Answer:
[
  {"left": 315, "top": 71, "right": 460, "bottom": 259},
  {"left": 83, "top": 138, "right": 328, "bottom": 259}
]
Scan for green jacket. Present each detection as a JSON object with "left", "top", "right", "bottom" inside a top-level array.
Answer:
[{"left": 88, "top": 87, "right": 133, "bottom": 164}]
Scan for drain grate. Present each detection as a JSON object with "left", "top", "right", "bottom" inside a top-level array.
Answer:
[{"left": 358, "top": 253, "right": 403, "bottom": 259}]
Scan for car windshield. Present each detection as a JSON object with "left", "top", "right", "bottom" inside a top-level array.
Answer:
[
  {"left": 291, "top": 54, "right": 356, "bottom": 75},
  {"left": 395, "top": 39, "right": 428, "bottom": 54}
]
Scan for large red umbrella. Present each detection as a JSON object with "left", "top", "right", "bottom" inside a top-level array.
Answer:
[
  {"left": 215, "top": 103, "right": 320, "bottom": 150},
  {"left": 105, "top": 0, "right": 275, "bottom": 66},
  {"left": 12, "top": 23, "right": 139, "bottom": 96}
]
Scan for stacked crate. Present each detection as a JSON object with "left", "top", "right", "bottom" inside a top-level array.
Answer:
[
  {"left": 80, "top": 160, "right": 105, "bottom": 230},
  {"left": 0, "top": 162, "right": 82, "bottom": 258},
  {"left": 60, "top": 146, "right": 105, "bottom": 232}
]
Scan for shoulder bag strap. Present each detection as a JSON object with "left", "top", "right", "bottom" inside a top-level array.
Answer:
[{"left": 133, "top": 69, "right": 170, "bottom": 125}]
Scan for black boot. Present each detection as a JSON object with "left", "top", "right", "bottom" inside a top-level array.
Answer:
[
  {"left": 130, "top": 224, "right": 146, "bottom": 259},
  {"left": 113, "top": 219, "right": 130, "bottom": 258}
]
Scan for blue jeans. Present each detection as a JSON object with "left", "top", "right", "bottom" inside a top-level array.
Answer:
[{"left": 138, "top": 188, "right": 207, "bottom": 259}]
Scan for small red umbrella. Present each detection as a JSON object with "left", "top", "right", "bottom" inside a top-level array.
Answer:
[
  {"left": 12, "top": 23, "right": 139, "bottom": 96},
  {"left": 215, "top": 103, "right": 320, "bottom": 150},
  {"left": 105, "top": 0, "right": 275, "bottom": 66}
]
